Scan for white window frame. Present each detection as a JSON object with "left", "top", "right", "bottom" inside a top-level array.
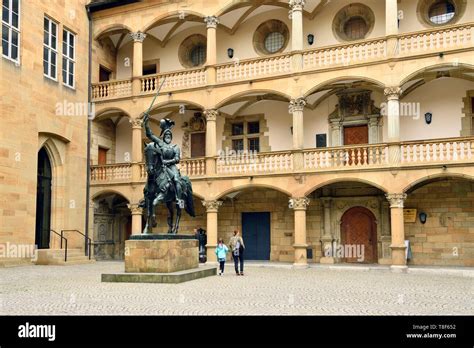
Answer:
[
  {"left": 2, "top": 0, "right": 21, "bottom": 63},
  {"left": 62, "top": 28, "right": 75, "bottom": 89},
  {"left": 43, "top": 16, "right": 58, "bottom": 81}
]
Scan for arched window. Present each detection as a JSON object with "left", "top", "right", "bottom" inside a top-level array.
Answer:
[
  {"left": 429, "top": 0, "right": 455, "bottom": 24},
  {"left": 343, "top": 17, "right": 368, "bottom": 41}
]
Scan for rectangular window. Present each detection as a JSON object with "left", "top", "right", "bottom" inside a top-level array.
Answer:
[
  {"left": 232, "top": 123, "right": 244, "bottom": 136},
  {"left": 62, "top": 28, "right": 75, "bottom": 88},
  {"left": 232, "top": 139, "right": 244, "bottom": 152},
  {"left": 2, "top": 0, "right": 20, "bottom": 62},
  {"left": 43, "top": 16, "right": 58, "bottom": 80},
  {"left": 248, "top": 138, "right": 260, "bottom": 152},
  {"left": 99, "top": 65, "right": 111, "bottom": 82},
  {"left": 247, "top": 121, "right": 260, "bottom": 134}
]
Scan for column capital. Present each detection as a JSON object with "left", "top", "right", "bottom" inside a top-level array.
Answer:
[
  {"left": 289, "top": 97, "right": 307, "bottom": 113},
  {"left": 204, "top": 109, "right": 218, "bottom": 122},
  {"left": 129, "top": 118, "right": 143, "bottom": 128},
  {"left": 202, "top": 200, "right": 223, "bottom": 212},
  {"left": 289, "top": 197, "right": 310, "bottom": 210},
  {"left": 127, "top": 203, "right": 143, "bottom": 215},
  {"left": 130, "top": 31, "right": 147, "bottom": 43},
  {"left": 384, "top": 87, "right": 402, "bottom": 100},
  {"left": 289, "top": 0, "right": 306, "bottom": 12},
  {"left": 204, "top": 16, "right": 219, "bottom": 29},
  {"left": 385, "top": 193, "right": 407, "bottom": 208}
]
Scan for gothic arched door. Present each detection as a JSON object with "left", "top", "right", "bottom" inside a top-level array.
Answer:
[
  {"left": 35, "top": 148, "right": 52, "bottom": 249},
  {"left": 341, "top": 206, "right": 377, "bottom": 263}
]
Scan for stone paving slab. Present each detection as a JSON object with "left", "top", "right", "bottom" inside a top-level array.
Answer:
[{"left": 0, "top": 262, "right": 472, "bottom": 315}]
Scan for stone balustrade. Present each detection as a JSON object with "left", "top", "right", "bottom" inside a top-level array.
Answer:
[
  {"left": 140, "top": 68, "right": 207, "bottom": 94},
  {"left": 401, "top": 137, "right": 473, "bottom": 165}
]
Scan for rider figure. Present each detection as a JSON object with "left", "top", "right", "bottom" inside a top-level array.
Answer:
[{"left": 143, "top": 113, "right": 184, "bottom": 208}]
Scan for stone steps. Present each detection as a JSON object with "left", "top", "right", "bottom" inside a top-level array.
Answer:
[{"left": 35, "top": 249, "right": 95, "bottom": 265}]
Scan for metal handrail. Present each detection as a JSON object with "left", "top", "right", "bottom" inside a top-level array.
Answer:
[
  {"left": 51, "top": 229, "right": 68, "bottom": 262},
  {"left": 61, "top": 229, "right": 92, "bottom": 260}
]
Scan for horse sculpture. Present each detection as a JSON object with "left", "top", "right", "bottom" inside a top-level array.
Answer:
[{"left": 140, "top": 115, "right": 195, "bottom": 234}]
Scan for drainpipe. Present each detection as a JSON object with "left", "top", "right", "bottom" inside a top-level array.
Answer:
[{"left": 85, "top": 6, "right": 92, "bottom": 256}]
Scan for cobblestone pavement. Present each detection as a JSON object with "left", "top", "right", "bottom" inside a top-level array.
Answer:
[{"left": 0, "top": 262, "right": 472, "bottom": 315}]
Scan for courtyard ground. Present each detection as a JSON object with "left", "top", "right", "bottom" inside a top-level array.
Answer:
[{"left": 0, "top": 262, "right": 472, "bottom": 315}]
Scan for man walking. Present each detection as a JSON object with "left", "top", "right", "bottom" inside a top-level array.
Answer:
[{"left": 229, "top": 230, "right": 245, "bottom": 276}]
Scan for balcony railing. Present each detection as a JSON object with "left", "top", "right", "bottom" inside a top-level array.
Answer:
[
  {"left": 90, "top": 137, "right": 474, "bottom": 184},
  {"left": 91, "top": 23, "right": 474, "bottom": 102}
]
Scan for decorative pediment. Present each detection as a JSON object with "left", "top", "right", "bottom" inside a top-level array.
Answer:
[{"left": 329, "top": 89, "right": 380, "bottom": 120}]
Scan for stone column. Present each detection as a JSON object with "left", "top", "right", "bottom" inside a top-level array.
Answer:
[
  {"left": 128, "top": 203, "right": 143, "bottom": 235},
  {"left": 289, "top": 0, "right": 305, "bottom": 71},
  {"left": 202, "top": 200, "right": 223, "bottom": 264},
  {"left": 203, "top": 109, "right": 218, "bottom": 176},
  {"left": 130, "top": 118, "right": 143, "bottom": 182},
  {"left": 130, "top": 31, "right": 146, "bottom": 96},
  {"left": 319, "top": 197, "right": 335, "bottom": 264},
  {"left": 330, "top": 120, "right": 342, "bottom": 147},
  {"left": 385, "top": 0, "right": 399, "bottom": 57},
  {"left": 204, "top": 16, "right": 219, "bottom": 84},
  {"left": 289, "top": 197, "right": 310, "bottom": 268},
  {"left": 386, "top": 193, "right": 407, "bottom": 271},
  {"left": 384, "top": 87, "right": 402, "bottom": 165},
  {"left": 289, "top": 98, "right": 306, "bottom": 170}
]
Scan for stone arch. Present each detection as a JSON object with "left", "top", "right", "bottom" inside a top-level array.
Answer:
[
  {"left": 403, "top": 172, "right": 474, "bottom": 194},
  {"left": 91, "top": 189, "right": 131, "bottom": 203},
  {"left": 93, "top": 107, "right": 132, "bottom": 122},
  {"left": 214, "top": 183, "right": 292, "bottom": 201},
  {"left": 303, "top": 177, "right": 389, "bottom": 197},
  {"left": 38, "top": 136, "right": 67, "bottom": 168},
  {"left": 94, "top": 24, "right": 134, "bottom": 41},
  {"left": 215, "top": 89, "right": 292, "bottom": 109},
  {"left": 141, "top": 10, "right": 207, "bottom": 33},
  {"left": 398, "top": 62, "right": 474, "bottom": 87},
  {"left": 303, "top": 76, "right": 386, "bottom": 98},
  {"left": 139, "top": 100, "right": 206, "bottom": 119}
]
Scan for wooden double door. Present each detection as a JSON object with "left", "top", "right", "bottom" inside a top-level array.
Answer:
[{"left": 341, "top": 207, "right": 377, "bottom": 263}]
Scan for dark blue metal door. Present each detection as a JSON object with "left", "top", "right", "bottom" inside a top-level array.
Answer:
[{"left": 242, "top": 212, "right": 270, "bottom": 260}]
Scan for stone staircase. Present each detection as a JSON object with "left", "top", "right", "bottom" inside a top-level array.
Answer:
[{"left": 36, "top": 248, "right": 95, "bottom": 265}]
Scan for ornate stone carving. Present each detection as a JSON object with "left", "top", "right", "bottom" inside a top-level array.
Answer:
[
  {"left": 289, "top": 0, "right": 306, "bottom": 12},
  {"left": 129, "top": 118, "right": 143, "bottom": 128},
  {"left": 288, "top": 97, "right": 306, "bottom": 113},
  {"left": 204, "top": 109, "right": 218, "bottom": 122},
  {"left": 202, "top": 200, "right": 223, "bottom": 212},
  {"left": 289, "top": 197, "right": 310, "bottom": 210},
  {"left": 129, "top": 31, "right": 147, "bottom": 43},
  {"left": 385, "top": 193, "right": 407, "bottom": 208},
  {"left": 181, "top": 112, "right": 206, "bottom": 159},
  {"left": 204, "top": 16, "right": 219, "bottom": 28},
  {"left": 384, "top": 87, "right": 402, "bottom": 100},
  {"left": 127, "top": 203, "right": 142, "bottom": 215}
]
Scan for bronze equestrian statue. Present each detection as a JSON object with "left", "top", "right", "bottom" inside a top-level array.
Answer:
[{"left": 140, "top": 113, "right": 195, "bottom": 234}]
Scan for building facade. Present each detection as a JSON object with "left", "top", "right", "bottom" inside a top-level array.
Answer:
[
  {"left": 2, "top": 0, "right": 474, "bottom": 268},
  {"left": 1, "top": 0, "right": 90, "bottom": 264}
]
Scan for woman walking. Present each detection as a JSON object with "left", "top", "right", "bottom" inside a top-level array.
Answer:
[
  {"left": 215, "top": 238, "right": 229, "bottom": 276},
  {"left": 229, "top": 230, "right": 245, "bottom": 276}
]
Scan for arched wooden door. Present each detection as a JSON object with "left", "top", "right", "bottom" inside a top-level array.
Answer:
[
  {"left": 341, "top": 206, "right": 377, "bottom": 263},
  {"left": 35, "top": 148, "right": 52, "bottom": 249}
]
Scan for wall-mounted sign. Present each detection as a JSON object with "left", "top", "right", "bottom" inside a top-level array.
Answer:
[{"left": 403, "top": 209, "right": 417, "bottom": 223}]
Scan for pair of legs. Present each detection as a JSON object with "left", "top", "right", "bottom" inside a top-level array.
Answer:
[
  {"left": 218, "top": 258, "right": 225, "bottom": 275},
  {"left": 233, "top": 252, "right": 244, "bottom": 275}
]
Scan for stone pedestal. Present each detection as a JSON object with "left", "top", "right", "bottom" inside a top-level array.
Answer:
[{"left": 125, "top": 235, "right": 198, "bottom": 273}]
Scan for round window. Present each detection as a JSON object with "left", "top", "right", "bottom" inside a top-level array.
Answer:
[
  {"left": 253, "top": 20, "right": 289, "bottom": 56},
  {"left": 429, "top": 0, "right": 455, "bottom": 24},
  {"left": 190, "top": 45, "right": 206, "bottom": 67},
  {"left": 264, "top": 32, "right": 285, "bottom": 54},
  {"left": 343, "top": 17, "right": 368, "bottom": 41}
]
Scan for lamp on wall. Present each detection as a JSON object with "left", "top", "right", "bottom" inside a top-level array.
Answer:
[
  {"left": 227, "top": 48, "right": 234, "bottom": 59},
  {"left": 419, "top": 212, "right": 427, "bottom": 224},
  {"left": 290, "top": 126, "right": 293, "bottom": 135},
  {"left": 424, "top": 112, "right": 433, "bottom": 125},
  {"left": 307, "top": 34, "right": 314, "bottom": 45}
]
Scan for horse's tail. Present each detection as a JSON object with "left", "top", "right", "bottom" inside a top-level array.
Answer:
[{"left": 181, "top": 176, "right": 195, "bottom": 217}]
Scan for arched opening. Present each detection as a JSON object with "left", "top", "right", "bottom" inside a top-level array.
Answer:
[
  {"left": 35, "top": 148, "right": 52, "bottom": 249},
  {"left": 308, "top": 180, "right": 388, "bottom": 264},
  {"left": 403, "top": 176, "right": 474, "bottom": 267},
  {"left": 92, "top": 192, "right": 131, "bottom": 260}
]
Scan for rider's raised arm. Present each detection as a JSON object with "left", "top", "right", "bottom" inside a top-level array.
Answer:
[{"left": 144, "top": 114, "right": 164, "bottom": 146}]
